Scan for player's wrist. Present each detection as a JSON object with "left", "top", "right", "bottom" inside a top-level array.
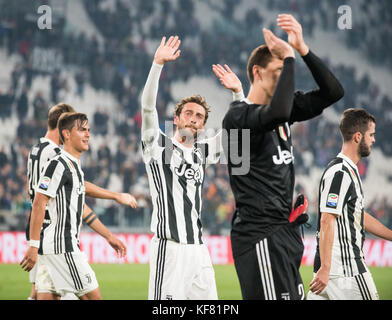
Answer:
[
  {"left": 28, "top": 240, "right": 40, "bottom": 249},
  {"left": 297, "top": 44, "right": 309, "bottom": 56}
]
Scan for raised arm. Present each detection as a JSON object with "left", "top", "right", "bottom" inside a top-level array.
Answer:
[
  {"left": 212, "top": 63, "right": 245, "bottom": 101},
  {"left": 141, "top": 36, "right": 181, "bottom": 143},
  {"left": 277, "top": 14, "right": 344, "bottom": 121}
]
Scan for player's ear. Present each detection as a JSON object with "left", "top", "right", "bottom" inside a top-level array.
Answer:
[
  {"left": 62, "top": 128, "right": 71, "bottom": 142},
  {"left": 253, "top": 65, "right": 262, "bottom": 82},
  {"left": 173, "top": 115, "right": 179, "bottom": 126},
  {"left": 353, "top": 132, "right": 362, "bottom": 144}
]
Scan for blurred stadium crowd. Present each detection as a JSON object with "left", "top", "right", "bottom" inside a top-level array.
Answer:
[{"left": 0, "top": 0, "right": 391, "bottom": 234}]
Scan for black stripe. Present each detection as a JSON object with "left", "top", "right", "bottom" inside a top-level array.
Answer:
[
  {"left": 355, "top": 275, "right": 367, "bottom": 300},
  {"left": 154, "top": 239, "right": 167, "bottom": 300},
  {"left": 65, "top": 252, "right": 83, "bottom": 290},
  {"left": 359, "top": 274, "right": 372, "bottom": 300},
  {"left": 336, "top": 218, "right": 348, "bottom": 276},
  {"left": 195, "top": 181, "right": 202, "bottom": 244},
  {"left": 54, "top": 190, "right": 61, "bottom": 253},
  {"left": 326, "top": 171, "right": 344, "bottom": 208},
  {"left": 64, "top": 173, "right": 74, "bottom": 252},
  {"left": 161, "top": 149, "right": 179, "bottom": 242},
  {"left": 341, "top": 167, "right": 366, "bottom": 274},
  {"left": 70, "top": 159, "right": 84, "bottom": 242},
  {"left": 150, "top": 162, "right": 165, "bottom": 239},
  {"left": 178, "top": 164, "right": 194, "bottom": 244}
]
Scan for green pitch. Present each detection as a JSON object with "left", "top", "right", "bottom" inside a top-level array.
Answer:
[{"left": 0, "top": 264, "right": 391, "bottom": 300}]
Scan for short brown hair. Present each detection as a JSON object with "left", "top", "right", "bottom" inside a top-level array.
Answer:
[
  {"left": 48, "top": 103, "right": 75, "bottom": 130},
  {"left": 174, "top": 95, "right": 211, "bottom": 124},
  {"left": 58, "top": 112, "right": 88, "bottom": 143},
  {"left": 339, "top": 108, "right": 376, "bottom": 142},
  {"left": 247, "top": 44, "right": 274, "bottom": 84}
]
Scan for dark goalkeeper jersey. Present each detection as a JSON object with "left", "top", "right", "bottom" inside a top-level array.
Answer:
[{"left": 223, "top": 50, "right": 344, "bottom": 256}]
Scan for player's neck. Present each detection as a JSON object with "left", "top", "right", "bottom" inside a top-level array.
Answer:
[
  {"left": 247, "top": 85, "right": 271, "bottom": 105},
  {"left": 45, "top": 130, "right": 60, "bottom": 146},
  {"left": 341, "top": 144, "right": 360, "bottom": 165},
  {"left": 63, "top": 144, "right": 82, "bottom": 160},
  {"left": 174, "top": 131, "right": 195, "bottom": 148}
]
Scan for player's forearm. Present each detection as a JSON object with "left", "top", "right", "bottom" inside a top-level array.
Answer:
[
  {"left": 30, "top": 195, "right": 48, "bottom": 241},
  {"left": 83, "top": 210, "right": 112, "bottom": 240},
  {"left": 141, "top": 63, "right": 163, "bottom": 113},
  {"left": 319, "top": 212, "right": 336, "bottom": 271},
  {"left": 141, "top": 63, "right": 162, "bottom": 141},
  {"left": 85, "top": 181, "right": 118, "bottom": 200},
  {"left": 264, "top": 57, "right": 295, "bottom": 124},
  {"left": 302, "top": 50, "right": 344, "bottom": 104},
  {"left": 364, "top": 212, "right": 392, "bottom": 241}
]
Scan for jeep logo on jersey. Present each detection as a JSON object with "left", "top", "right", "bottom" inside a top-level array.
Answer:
[
  {"left": 272, "top": 146, "right": 294, "bottom": 165},
  {"left": 174, "top": 165, "right": 202, "bottom": 183}
]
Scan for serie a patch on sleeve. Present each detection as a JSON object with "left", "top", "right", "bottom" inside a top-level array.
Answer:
[
  {"left": 39, "top": 176, "right": 51, "bottom": 190},
  {"left": 326, "top": 193, "right": 339, "bottom": 208}
]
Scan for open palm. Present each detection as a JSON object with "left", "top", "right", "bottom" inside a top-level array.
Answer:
[
  {"left": 212, "top": 64, "right": 242, "bottom": 93},
  {"left": 154, "top": 36, "right": 181, "bottom": 65}
]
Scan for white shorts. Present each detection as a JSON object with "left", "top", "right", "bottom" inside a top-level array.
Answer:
[
  {"left": 35, "top": 251, "right": 99, "bottom": 298},
  {"left": 307, "top": 271, "right": 379, "bottom": 300},
  {"left": 148, "top": 237, "right": 218, "bottom": 300},
  {"left": 29, "top": 264, "right": 37, "bottom": 284}
]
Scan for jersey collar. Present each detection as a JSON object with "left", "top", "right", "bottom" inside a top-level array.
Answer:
[
  {"left": 40, "top": 137, "right": 59, "bottom": 149},
  {"left": 337, "top": 152, "right": 359, "bottom": 172},
  {"left": 61, "top": 149, "right": 81, "bottom": 166}
]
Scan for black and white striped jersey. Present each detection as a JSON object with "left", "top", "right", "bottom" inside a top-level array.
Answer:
[
  {"left": 35, "top": 150, "right": 85, "bottom": 255},
  {"left": 142, "top": 130, "right": 220, "bottom": 245},
  {"left": 314, "top": 152, "right": 366, "bottom": 277},
  {"left": 26, "top": 137, "right": 61, "bottom": 240}
]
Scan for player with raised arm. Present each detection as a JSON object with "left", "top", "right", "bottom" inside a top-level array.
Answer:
[
  {"left": 141, "top": 35, "right": 244, "bottom": 300},
  {"left": 222, "top": 15, "right": 344, "bottom": 300},
  {"left": 308, "top": 108, "right": 392, "bottom": 300}
]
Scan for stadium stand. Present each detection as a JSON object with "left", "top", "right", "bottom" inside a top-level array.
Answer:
[{"left": 0, "top": 0, "right": 391, "bottom": 235}]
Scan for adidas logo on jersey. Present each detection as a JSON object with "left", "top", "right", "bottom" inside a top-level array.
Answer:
[{"left": 272, "top": 146, "right": 295, "bottom": 165}]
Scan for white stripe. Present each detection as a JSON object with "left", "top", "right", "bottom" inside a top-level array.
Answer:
[
  {"left": 256, "top": 242, "right": 269, "bottom": 299},
  {"left": 262, "top": 239, "right": 276, "bottom": 299}
]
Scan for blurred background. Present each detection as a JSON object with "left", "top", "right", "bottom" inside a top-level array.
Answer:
[{"left": 0, "top": 0, "right": 391, "bottom": 237}]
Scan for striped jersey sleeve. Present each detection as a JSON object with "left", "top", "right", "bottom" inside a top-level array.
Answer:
[
  {"left": 36, "top": 158, "right": 68, "bottom": 198},
  {"left": 319, "top": 169, "right": 352, "bottom": 216}
]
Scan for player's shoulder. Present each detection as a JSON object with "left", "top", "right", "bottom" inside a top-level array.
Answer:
[{"left": 322, "top": 157, "right": 350, "bottom": 180}]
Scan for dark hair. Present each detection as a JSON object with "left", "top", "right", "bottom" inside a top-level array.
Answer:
[
  {"left": 174, "top": 94, "right": 211, "bottom": 124},
  {"left": 247, "top": 44, "right": 274, "bottom": 84},
  {"left": 47, "top": 103, "right": 75, "bottom": 130},
  {"left": 339, "top": 108, "right": 376, "bottom": 142},
  {"left": 58, "top": 112, "right": 88, "bottom": 143}
]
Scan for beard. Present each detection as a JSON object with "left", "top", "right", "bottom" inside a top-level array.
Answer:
[{"left": 358, "top": 137, "right": 371, "bottom": 158}]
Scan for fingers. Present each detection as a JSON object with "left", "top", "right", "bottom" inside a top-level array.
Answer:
[
  {"left": 20, "top": 257, "right": 35, "bottom": 272},
  {"left": 160, "top": 36, "right": 166, "bottom": 47},
  {"left": 309, "top": 277, "right": 326, "bottom": 295},
  {"left": 224, "top": 64, "right": 233, "bottom": 73},
  {"left": 212, "top": 64, "right": 226, "bottom": 78},
  {"left": 114, "top": 241, "right": 127, "bottom": 258}
]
